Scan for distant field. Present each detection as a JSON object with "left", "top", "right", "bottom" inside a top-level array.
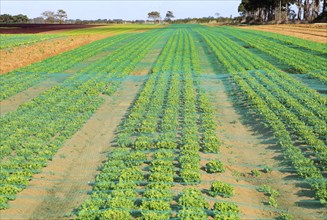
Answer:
[
  {"left": 0, "top": 24, "right": 102, "bottom": 34},
  {"left": 50, "top": 24, "right": 165, "bottom": 35},
  {"left": 0, "top": 24, "right": 326, "bottom": 220},
  {"left": 0, "top": 34, "right": 65, "bottom": 49},
  {"left": 238, "top": 23, "right": 327, "bottom": 43},
  {"left": 0, "top": 24, "right": 163, "bottom": 73}
]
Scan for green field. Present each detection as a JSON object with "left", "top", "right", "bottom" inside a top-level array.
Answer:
[{"left": 0, "top": 24, "right": 326, "bottom": 219}]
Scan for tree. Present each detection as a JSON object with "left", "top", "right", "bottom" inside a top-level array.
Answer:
[
  {"left": 0, "top": 14, "right": 13, "bottom": 23},
  {"left": 312, "top": 0, "right": 320, "bottom": 19},
  {"left": 215, "top": 12, "right": 220, "bottom": 18},
  {"left": 56, "top": 9, "right": 67, "bottom": 24},
  {"left": 296, "top": 0, "right": 303, "bottom": 20},
  {"left": 303, "top": 0, "right": 311, "bottom": 20},
  {"left": 238, "top": 0, "right": 299, "bottom": 22},
  {"left": 42, "top": 11, "right": 55, "bottom": 23},
  {"left": 13, "top": 14, "right": 29, "bottom": 23},
  {"left": 31, "top": 16, "right": 45, "bottom": 24},
  {"left": 148, "top": 11, "right": 160, "bottom": 23},
  {"left": 0, "top": 13, "right": 29, "bottom": 23},
  {"left": 165, "top": 11, "right": 174, "bottom": 22}
]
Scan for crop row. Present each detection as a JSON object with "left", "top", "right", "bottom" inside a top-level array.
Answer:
[
  {"left": 197, "top": 26, "right": 327, "bottom": 205},
  {"left": 198, "top": 28, "right": 327, "bottom": 147},
  {"left": 63, "top": 24, "right": 158, "bottom": 35},
  {"left": 217, "top": 27, "right": 327, "bottom": 83},
  {"left": 78, "top": 148, "right": 237, "bottom": 220},
  {"left": 76, "top": 28, "right": 237, "bottom": 219},
  {"left": 0, "top": 28, "right": 170, "bottom": 209},
  {"left": 0, "top": 33, "right": 135, "bottom": 101},
  {"left": 235, "top": 28, "right": 327, "bottom": 55}
]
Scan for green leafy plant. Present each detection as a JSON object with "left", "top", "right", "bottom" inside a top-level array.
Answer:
[
  {"left": 178, "top": 188, "right": 209, "bottom": 209},
  {"left": 205, "top": 160, "right": 225, "bottom": 173},
  {"left": 177, "top": 207, "right": 207, "bottom": 219},
  {"left": 257, "top": 185, "right": 280, "bottom": 198},
  {"left": 213, "top": 202, "right": 240, "bottom": 219},
  {"left": 100, "top": 209, "right": 132, "bottom": 220},
  {"left": 276, "top": 212, "right": 294, "bottom": 220},
  {"left": 251, "top": 169, "right": 261, "bottom": 177},
  {"left": 210, "top": 181, "right": 234, "bottom": 198}
]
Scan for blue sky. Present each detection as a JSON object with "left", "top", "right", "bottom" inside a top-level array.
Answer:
[{"left": 0, "top": 1, "right": 242, "bottom": 20}]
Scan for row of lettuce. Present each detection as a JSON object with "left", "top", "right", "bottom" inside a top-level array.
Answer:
[
  {"left": 1, "top": 24, "right": 325, "bottom": 218},
  {"left": 76, "top": 29, "right": 239, "bottom": 219},
  {"left": 196, "top": 26, "right": 327, "bottom": 206},
  {"left": 0, "top": 33, "right": 134, "bottom": 101},
  {"left": 0, "top": 28, "right": 172, "bottom": 209},
  {"left": 0, "top": 34, "right": 63, "bottom": 49},
  {"left": 219, "top": 27, "right": 327, "bottom": 83}
]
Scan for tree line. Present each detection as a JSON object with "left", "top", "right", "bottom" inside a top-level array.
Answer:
[
  {"left": 147, "top": 11, "right": 234, "bottom": 24},
  {"left": 0, "top": 9, "right": 67, "bottom": 24},
  {"left": 238, "top": 0, "right": 327, "bottom": 22},
  {"left": 0, "top": 14, "right": 29, "bottom": 23}
]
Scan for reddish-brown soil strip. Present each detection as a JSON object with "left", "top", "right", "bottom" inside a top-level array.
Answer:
[
  {"left": 239, "top": 24, "right": 327, "bottom": 43},
  {"left": 0, "top": 33, "right": 117, "bottom": 74},
  {"left": 0, "top": 80, "right": 143, "bottom": 220},
  {"left": 0, "top": 24, "right": 103, "bottom": 34}
]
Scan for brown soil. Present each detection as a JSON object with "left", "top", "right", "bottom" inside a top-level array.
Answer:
[
  {"left": 0, "top": 80, "right": 142, "bottom": 220},
  {"left": 201, "top": 74, "right": 327, "bottom": 219},
  {"left": 0, "top": 33, "right": 117, "bottom": 74},
  {"left": 239, "top": 24, "right": 327, "bottom": 43},
  {"left": 0, "top": 73, "right": 70, "bottom": 115},
  {"left": 200, "top": 75, "right": 272, "bottom": 219}
]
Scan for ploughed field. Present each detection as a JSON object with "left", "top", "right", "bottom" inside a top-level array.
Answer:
[{"left": 0, "top": 24, "right": 326, "bottom": 219}]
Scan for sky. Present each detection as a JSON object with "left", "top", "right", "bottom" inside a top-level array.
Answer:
[{"left": 0, "top": 1, "right": 242, "bottom": 20}]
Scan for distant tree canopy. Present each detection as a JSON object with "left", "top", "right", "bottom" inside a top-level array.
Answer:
[
  {"left": 238, "top": 0, "right": 326, "bottom": 23},
  {"left": 41, "top": 9, "right": 67, "bottom": 24},
  {"left": 0, "top": 14, "right": 29, "bottom": 23},
  {"left": 148, "top": 11, "right": 161, "bottom": 22},
  {"left": 41, "top": 11, "right": 56, "bottom": 23},
  {"left": 165, "top": 11, "right": 175, "bottom": 22},
  {"left": 56, "top": 9, "right": 68, "bottom": 24},
  {"left": 172, "top": 16, "right": 234, "bottom": 24}
]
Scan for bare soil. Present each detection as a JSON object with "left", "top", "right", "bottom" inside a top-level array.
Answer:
[
  {"left": 0, "top": 33, "right": 117, "bottom": 74},
  {"left": 0, "top": 80, "right": 143, "bottom": 220},
  {"left": 239, "top": 24, "right": 327, "bottom": 43},
  {"left": 201, "top": 74, "right": 327, "bottom": 219}
]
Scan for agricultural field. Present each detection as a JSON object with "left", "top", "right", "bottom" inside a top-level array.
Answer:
[
  {"left": 0, "top": 24, "right": 162, "bottom": 74},
  {"left": 0, "top": 24, "right": 326, "bottom": 220},
  {"left": 239, "top": 23, "right": 327, "bottom": 43}
]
